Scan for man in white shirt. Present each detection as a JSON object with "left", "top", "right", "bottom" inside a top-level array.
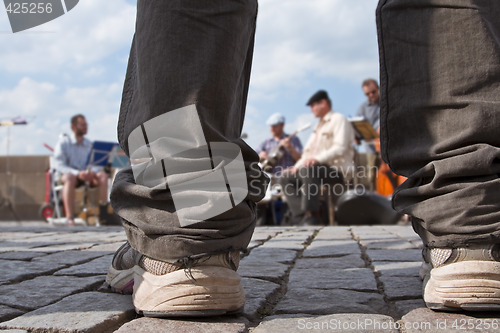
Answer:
[
  {"left": 53, "top": 114, "right": 108, "bottom": 226},
  {"left": 280, "top": 90, "right": 355, "bottom": 225}
]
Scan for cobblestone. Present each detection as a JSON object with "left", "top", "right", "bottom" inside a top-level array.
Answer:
[
  {"left": 252, "top": 313, "right": 399, "bottom": 333},
  {"left": 287, "top": 267, "right": 378, "bottom": 291},
  {"left": 0, "top": 305, "right": 24, "bottom": 322},
  {"left": 0, "top": 275, "right": 105, "bottom": 310},
  {"left": 0, "top": 260, "right": 62, "bottom": 285},
  {"left": 241, "top": 278, "right": 281, "bottom": 319},
  {"left": 115, "top": 316, "right": 249, "bottom": 333},
  {"left": 365, "top": 249, "right": 421, "bottom": 262},
  {"left": 361, "top": 239, "right": 417, "bottom": 250},
  {"left": 401, "top": 308, "right": 500, "bottom": 333},
  {"left": 378, "top": 275, "right": 423, "bottom": 300},
  {"left": 0, "top": 292, "right": 134, "bottom": 332},
  {"left": 0, "top": 251, "right": 48, "bottom": 261},
  {"left": 53, "top": 255, "right": 113, "bottom": 276},
  {"left": 274, "top": 288, "right": 389, "bottom": 315},
  {"left": 302, "top": 240, "right": 361, "bottom": 257},
  {"left": 0, "top": 223, "right": 499, "bottom": 332},
  {"left": 294, "top": 255, "right": 366, "bottom": 270},
  {"left": 371, "top": 261, "right": 421, "bottom": 277}
]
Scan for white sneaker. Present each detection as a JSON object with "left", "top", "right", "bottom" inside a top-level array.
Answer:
[
  {"left": 105, "top": 242, "right": 244, "bottom": 317},
  {"left": 422, "top": 244, "right": 500, "bottom": 311}
]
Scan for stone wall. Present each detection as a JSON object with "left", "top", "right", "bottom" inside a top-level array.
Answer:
[{"left": 0, "top": 155, "right": 50, "bottom": 221}]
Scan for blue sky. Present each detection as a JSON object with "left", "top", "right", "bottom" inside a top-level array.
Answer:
[{"left": 0, "top": 0, "right": 379, "bottom": 156}]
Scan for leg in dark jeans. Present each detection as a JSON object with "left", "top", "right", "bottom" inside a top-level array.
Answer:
[
  {"left": 377, "top": 0, "right": 500, "bottom": 247},
  {"left": 111, "top": 0, "right": 267, "bottom": 261},
  {"left": 377, "top": 0, "right": 500, "bottom": 311},
  {"left": 106, "top": 0, "right": 268, "bottom": 317}
]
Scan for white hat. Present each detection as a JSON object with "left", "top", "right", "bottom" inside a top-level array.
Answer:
[{"left": 266, "top": 113, "right": 285, "bottom": 126}]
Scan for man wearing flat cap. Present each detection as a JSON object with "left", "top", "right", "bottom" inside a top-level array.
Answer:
[
  {"left": 257, "top": 112, "right": 303, "bottom": 175},
  {"left": 256, "top": 113, "right": 302, "bottom": 225},
  {"left": 279, "top": 90, "right": 355, "bottom": 225}
]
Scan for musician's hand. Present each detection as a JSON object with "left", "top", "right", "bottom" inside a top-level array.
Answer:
[
  {"left": 284, "top": 166, "right": 297, "bottom": 175},
  {"left": 77, "top": 170, "right": 93, "bottom": 182},
  {"left": 303, "top": 158, "right": 319, "bottom": 167},
  {"left": 259, "top": 151, "right": 268, "bottom": 162},
  {"left": 281, "top": 137, "right": 292, "bottom": 150}
]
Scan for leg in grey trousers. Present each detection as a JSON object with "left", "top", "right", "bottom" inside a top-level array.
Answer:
[
  {"left": 110, "top": 0, "right": 268, "bottom": 261},
  {"left": 377, "top": 0, "right": 500, "bottom": 247},
  {"left": 279, "top": 165, "right": 343, "bottom": 218}
]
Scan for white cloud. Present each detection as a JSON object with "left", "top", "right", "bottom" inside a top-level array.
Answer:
[
  {"left": 1, "top": 0, "right": 380, "bottom": 157},
  {"left": 243, "top": 0, "right": 379, "bottom": 150},
  {"left": 0, "top": 0, "right": 135, "bottom": 156},
  {"left": 251, "top": 0, "right": 379, "bottom": 97},
  {"left": 0, "top": 0, "right": 136, "bottom": 75},
  {"left": 287, "top": 112, "right": 316, "bottom": 142},
  {"left": 0, "top": 77, "right": 57, "bottom": 117},
  {"left": 0, "top": 77, "right": 122, "bottom": 155},
  {"left": 242, "top": 104, "right": 317, "bottom": 151}
]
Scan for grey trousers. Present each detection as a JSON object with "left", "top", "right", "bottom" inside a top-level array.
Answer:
[
  {"left": 377, "top": 0, "right": 500, "bottom": 247},
  {"left": 110, "top": 0, "right": 267, "bottom": 260},
  {"left": 279, "top": 165, "right": 343, "bottom": 217}
]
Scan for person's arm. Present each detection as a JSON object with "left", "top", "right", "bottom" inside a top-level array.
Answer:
[
  {"left": 281, "top": 136, "right": 301, "bottom": 162},
  {"left": 315, "top": 116, "right": 354, "bottom": 164},
  {"left": 256, "top": 140, "right": 268, "bottom": 161},
  {"left": 293, "top": 134, "right": 314, "bottom": 169},
  {"left": 356, "top": 103, "right": 364, "bottom": 118},
  {"left": 354, "top": 104, "right": 366, "bottom": 145},
  {"left": 256, "top": 139, "right": 266, "bottom": 154},
  {"left": 52, "top": 135, "right": 79, "bottom": 176},
  {"left": 292, "top": 136, "right": 303, "bottom": 155}
]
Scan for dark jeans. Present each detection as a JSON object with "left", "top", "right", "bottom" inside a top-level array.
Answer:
[
  {"left": 279, "top": 165, "right": 343, "bottom": 217},
  {"left": 110, "top": 0, "right": 267, "bottom": 261},
  {"left": 377, "top": 0, "right": 500, "bottom": 247}
]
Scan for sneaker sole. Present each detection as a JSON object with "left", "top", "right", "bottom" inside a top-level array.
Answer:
[
  {"left": 133, "top": 265, "right": 245, "bottom": 317},
  {"left": 424, "top": 261, "right": 500, "bottom": 311},
  {"left": 105, "top": 266, "right": 134, "bottom": 294}
]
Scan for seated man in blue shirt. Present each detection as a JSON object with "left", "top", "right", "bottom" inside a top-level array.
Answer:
[{"left": 53, "top": 114, "right": 109, "bottom": 226}]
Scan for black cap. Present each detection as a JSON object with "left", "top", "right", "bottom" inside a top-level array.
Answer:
[{"left": 306, "top": 90, "right": 329, "bottom": 106}]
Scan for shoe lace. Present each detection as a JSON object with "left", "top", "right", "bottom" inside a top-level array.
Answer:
[
  {"left": 174, "top": 250, "right": 239, "bottom": 282},
  {"left": 176, "top": 255, "right": 206, "bottom": 281}
]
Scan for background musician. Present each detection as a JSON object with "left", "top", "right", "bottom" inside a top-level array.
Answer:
[
  {"left": 257, "top": 113, "right": 302, "bottom": 175},
  {"left": 356, "top": 78, "right": 381, "bottom": 191},
  {"left": 53, "top": 114, "right": 109, "bottom": 226},
  {"left": 255, "top": 113, "right": 302, "bottom": 225},
  {"left": 279, "top": 90, "right": 355, "bottom": 225}
]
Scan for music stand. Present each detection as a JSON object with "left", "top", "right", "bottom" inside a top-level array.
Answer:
[
  {"left": 350, "top": 117, "right": 379, "bottom": 141},
  {"left": 78, "top": 141, "right": 128, "bottom": 225},
  {"left": 86, "top": 141, "right": 129, "bottom": 169}
]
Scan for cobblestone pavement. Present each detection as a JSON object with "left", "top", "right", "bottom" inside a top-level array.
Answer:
[{"left": 0, "top": 222, "right": 499, "bottom": 332}]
